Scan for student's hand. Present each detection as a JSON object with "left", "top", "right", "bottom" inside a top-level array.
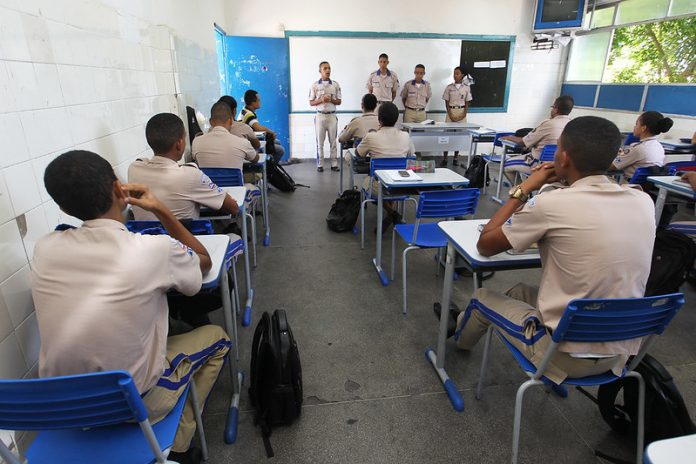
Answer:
[
  {"left": 521, "top": 162, "right": 558, "bottom": 192},
  {"left": 122, "top": 183, "right": 165, "bottom": 212},
  {"left": 682, "top": 172, "right": 696, "bottom": 191},
  {"left": 322, "top": 95, "right": 331, "bottom": 102}
]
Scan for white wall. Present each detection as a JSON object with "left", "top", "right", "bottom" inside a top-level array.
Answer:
[
  {"left": 225, "top": 0, "right": 570, "bottom": 159},
  {"left": 572, "top": 108, "right": 694, "bottom": 141},
  {"left": 0, "top": 0, "right": 227, "bottom": 392}
]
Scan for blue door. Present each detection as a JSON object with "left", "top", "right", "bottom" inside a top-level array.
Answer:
[{"left": 219, "top": 35, "right": 290, "bottom": 160}]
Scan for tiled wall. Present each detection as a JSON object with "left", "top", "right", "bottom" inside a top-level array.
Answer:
[{"left": 0, "top": 0, "right": 223, "bottom": 387}]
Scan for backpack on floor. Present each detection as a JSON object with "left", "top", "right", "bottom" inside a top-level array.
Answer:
[
  {"left": 249, "top": 310, "right": 303, "bottom": 458},
  {"left": 596, "top": 354, "right": 696, "bottom": 447},
  {"left": 266, "top": 157, "right": 309, "bottom": 192},
  {"left": 644, "top": 229, "right": 696, "bottom": 297},
  {"left": 464, "top": 155, "right": 490, "bottom": 189},
  {"left": 326, "top": 189, "right": 361, "bottom": 232}
]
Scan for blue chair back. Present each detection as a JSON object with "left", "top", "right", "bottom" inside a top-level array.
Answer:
[
  {"left": 628, "top": 166, "right": 653, "bottom": 184},
  {"left": 126, "top": 220, "right": 213, "bottom": 235},
  {"left": 416, "top": 189, "right": 480, "bottom": 219},
  {"left": 623, "top": 133, "right": 640, "bottom": 145},
  {"left": 551, "top": 293, "right": 684, "bottom": 345},
  {"left": 539, "top": 144, "right": 556, "bottom": 162},
  {"left": 369, "top": 157, "right": 410, "bottom": 178},
  {"left": 493, "top": 132, "right": 514, "bottom": 147},
  {"left": 0, "top": 370, "right": 147, "bottom": 431},
  {"left": 665, "top": 161, "right": 696, "bottom": 175},
  {"left": 201, "top": 167, "right": 244, "bottom": 187}
]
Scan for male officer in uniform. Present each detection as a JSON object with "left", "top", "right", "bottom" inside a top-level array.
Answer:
[
  {"left": 309, "top": 61, "right": 342, "bottom": 172},
  {"left": 367, "top": 53, "right": 399, "bottom": 106},
  {"left": 217, "top": 95, "right": 261, "bottom": 151},
  {"left": 441, "top": 66, "right": 473, "bottom": 166},
  {"left": 401, "top": 64, "right": 431, "bottom": 123}
]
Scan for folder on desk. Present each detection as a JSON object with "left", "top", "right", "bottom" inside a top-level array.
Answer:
[{"left": 383, "top": 170, "right": 423, "bottom": 182}]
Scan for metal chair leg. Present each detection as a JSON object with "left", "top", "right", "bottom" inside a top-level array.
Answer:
[
  {"left": 189, "top": 382, "right": 209, "bottom": 462},
  {"left": 360, "top": 197, "right": 367, "bottom": 249},
  {"left": 627, "top": 371, "right": 645, "bottom": 464},
  {"left": 245, "top": 212, "right": 257, "bottom": 268},
  {"left": 476, "top": 326, "right": 494, "bottom": 400},
  {"left": 391, "top": 227, "right": 397, "bottom": 281},
  {"left": 401, "top": 246, "right": 419, "bottom": 315},
  {"left": 231, "top": 258, "right": 240, "bottom": 317},
  {"left": 511, "top": 379, "right": 543, "bottom": 464}
]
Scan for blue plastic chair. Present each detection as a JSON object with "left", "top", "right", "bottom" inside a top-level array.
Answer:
[
  {"left": 0, "top": 370, "right": 207, "bottom": 464},
  {"left": 391, "top": 189, "right": 480, "bottom": 314},
  {"left": 358, "top": 157, "right": 418, "bottom": 249},
  {"left": 664, "top": 160, "right": 696, "bottom": 175},
  {"left": 126, "top": 219, "right": 213, "bottom": 236},
  {"left": 628, "top": 166, "right": 655, "bottom": 184},
  {"left": 482, "top": 132, "right": 515, "bottom": 195},
  {"left": 470, "top": 293, "right": 685, "bottom": 464},
  {"left": 516, "top": 145, "right": 557, "bottom": 182},
  {"left": 624, "top": 133, "right": 640, "bottom": 145}
]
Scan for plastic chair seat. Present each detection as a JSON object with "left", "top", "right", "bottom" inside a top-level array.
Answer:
[
  {"left": 482, "top": 154, "right": 503, "bottom": 163},
  {"left": 394, "top": 223, "right": 448, "bottom": 248}
]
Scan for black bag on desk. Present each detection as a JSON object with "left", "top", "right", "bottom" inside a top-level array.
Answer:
[
  {"left": 644, "top": 229, "right": 696, "bottom": 297},
  {"left": 464, "top": 155, "right": 490, "bottom": 189},
  {"left": 326, "top": 189, "right": 361, "bottom": 232},
  {"left": 249, "top": 309, "right": 303, "bottom": 458},
  {"left": 353, "top": 155, "right": 371, "bottom": 174}
]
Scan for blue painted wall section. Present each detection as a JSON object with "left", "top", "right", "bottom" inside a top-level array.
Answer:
[{"left": 221, "top": 36, "right": 290, "bottom": 160}]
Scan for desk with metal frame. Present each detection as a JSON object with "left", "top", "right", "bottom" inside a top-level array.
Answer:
[
  {"left": 372, "top": 168, "right": 469, "bottom": 286},
  {"left": 426, "top": 219, "right": 541, "bottom": 411},
  {"left": 648, "top": 176, "right": 696, "bottom": 223},
  {"left": 491, "top": 139, "right": 523, "bottom": 204},
  {"left": 402, "top": 122, "right": 481, "bottom": 160},
  {"left": 660, "top": 138, "right": 696, "bottom": 154},
  {"left": 466, "top": 128, "right": 496, "bottom": 168},
  {"left": 243, "top": 154, "right": 270, "bottom": 247}
]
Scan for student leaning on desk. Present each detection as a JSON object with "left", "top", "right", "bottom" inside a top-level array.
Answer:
[
  {"left": 32, "top": 151, "right": 230, "bottom": 464},
  {"left": 445, "top": 116, "right": 655, "bottom": 384}
]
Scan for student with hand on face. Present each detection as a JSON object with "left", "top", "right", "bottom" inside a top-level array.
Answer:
[
  {"left": 217, "top": 95, "right": 261, "bottom": 151},
  {"left": 441, "top": 66, "right": 473, "bottom": 167},
  {"left": 401, "top": 64, "right": 432, "bottom": 124},
  {"left": 33, "top": 150, "right": 230, "bottom": 464},
  {"left": 612, "top": 111, "right": 674, "bottom": 180},
  {"left": 239, "top": 89, "right": 286, "bottom": 162},
  {"left": 309, "top": 61, "right": 342, "bottom": 172},
  {"left": 367, "top": 53, "right": 400, "bottom": 105}
]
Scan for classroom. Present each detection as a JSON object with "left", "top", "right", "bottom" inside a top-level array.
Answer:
[{"left": 1, "top": 0, "right": 696, "bottom": 463}]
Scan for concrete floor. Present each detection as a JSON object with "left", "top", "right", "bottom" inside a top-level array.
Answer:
[{"left": 201, "top": 160, "right": 696, "bottom": 464}]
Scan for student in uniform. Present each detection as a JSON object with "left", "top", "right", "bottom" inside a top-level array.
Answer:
[
  {"left": 309, "top": 61, "right": 342, "bottom": 172},
  {"left": 217, "top": 95, "right": 261, "bottom": 151},
  {"left": 612, "top": 111, "right": 674, "bottom": 180},
  {"left": 366, "top": 53, "right": 400, "bottom": 105},
  {"left": 338, "top": 93, "right": 380, "bottom": 144},
  {"left": 441, "top": 66, "right": 473, "bottom": 167},
  {"left": 444, "top": 116, "right": 655, "bottom": 385},
  {"left": 33, "top": 150, "right": 231, "bottom": 464},
  {"left": 239, "top": 89, "right": 285, "bottom": 162},
  {"left": 356, "top": 102, "right": 415, "bottom": 231},
  {"left": 401, "top": 64, "right": 432, "bottom": 124},
  {"left": 501, "top": 95, "right": 574, "bottom": 182}
]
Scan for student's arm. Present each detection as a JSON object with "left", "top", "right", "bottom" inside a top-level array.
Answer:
[
  {"left": 366, "top": 75, "right": 373, "bottom": 94},
  {"left": 248, "top": 135, "right": 261, "bottom": 150},
  {"left": 356, "top": 134, "right": 370, "bottom": 157},
  {"left": 251, "top": 121, "right": 275, "bottom": 137},
  {"left": 682, "top": 172, "right": 696, "bottom": 191},
  {"left": 500, "top": 135, "right": 524, "bottom": 145},
  {"left": 218, "top": 194, "right": 240, "bottom": 216},
  {"left": 692, "top": 131, "right": 696, "bottom": 145},
  {"left": 401, "top": 84, "right": 408, "bottom": 106},
  {"left": 426, "top": 83, "right": 432, "bottom": 105},
  {"left": 332, "top": 84, "right": 342, "bottom": 106},
  {"left": 122, "top": 183, "right": 212, "bottom": 274}
]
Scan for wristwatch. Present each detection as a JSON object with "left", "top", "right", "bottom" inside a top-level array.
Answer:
[{"left": 509, "top": 184, "right": 529, "bottom": 203}]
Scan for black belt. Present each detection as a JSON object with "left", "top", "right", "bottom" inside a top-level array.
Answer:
[
  {"left": 377, "top": 101, "right": 391, "bottom": 103},
  {"left": 449, "top": 105, "right": 466, "bottom": 109},
  {"left": 317, "top": 111, "right": 335, "bottom": 114},
  {"left": 405, "top": 107, "right": 425, "bottom": 111}
]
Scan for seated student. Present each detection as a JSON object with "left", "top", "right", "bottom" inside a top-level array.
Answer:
[
  {"left": 128, "top": 113, "right": 239, "bottom": 221},
  {"left": 612, "top": 111, "right": 674, "bottom": 180},
  {"left": 239, "top": 89, "right": 285, "bottom": 162},
  {"left": 447, "top": 116, "right": 655, "bottom": 385},
  {"left": 338, "top": 93, "right": 380, "bottom": 145},
  {"left": 501, "top": 95, "right": 574, "bottom": 182},
  {"left": 356, "top": 101, "right": 415, "bottom": 230},
  {"left": 33, "top": 151, "right": 230, "bottom": 464},
  {"left": 217, "top": 95, "right": 262, "bottom": 151}
]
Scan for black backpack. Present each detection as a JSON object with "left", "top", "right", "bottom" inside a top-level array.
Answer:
[
  {"left": 185, "top": 106, "right": 203, "bottom": 145},
  {"left": 596, "top": 354, "right": 696, "bottom": 448},
  {"left": 464, "top": 155, "right": 490, "bottom": 189},
  {"left": 249, "top": 310, "right": 303, "bottom": 457},
  {"left": 266, "top": 157, "right": 309, "bottom": 192},
  {"left": 326, "top": 189, "right": 361, "bottom": 232},
  {"left": 645, "top": 229, "right": 696, "bottom": 297}
]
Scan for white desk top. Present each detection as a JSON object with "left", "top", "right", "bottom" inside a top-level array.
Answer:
[
  {"left": 438, "top": 219, "right": 541, "bottom": 269},
  {"left": 467, "top": 127, "right": 497, "bottom": 136},
  {"left": 659, "top": 138, "right": 695, "bottom": 150},
  {"left": 644, "top": 434, "right": 696, "bottom": 463},
  {"left": 221, "top": 186, "right": 247, "bottom": 205},
  {"left": 402, "top": 122, "right": 481, "bottom": 131},
  {"left": 500, "top": 138, "right": 522, "bottom": 149},
  {"left": 648, "top": 176, "right": 695, "bottom": 197},
  {"left": 376, "top": 168, "right": 469, "bottom": 188},
  {"left": 197, "top": 234, "right": 230, "bottom": 289}
]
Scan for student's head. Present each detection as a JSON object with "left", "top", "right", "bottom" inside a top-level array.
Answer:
[
  {"left": 551, "top": 96, "right": 574, "bottom": 117},
  {"left": 145, "top": 113, "right": 186, "bottom": 158},
  {"left": 361, "top": 93, "right": 378, "bottom": 113},
  {"left": 244, "top": 89, "right": 260, "bottom": 109},
  {"left": 378, "top": 53, "right": 389, "bottom": 69},
  {"left": 44, "top": 150, "right": 122, "bottom": 221},
  {"left": 377, "top": 102, "right": 399, "bottom": 127},
  {"left": 209, "top": 101, "right": 233, "bottom": 129},
  {"left": 217, "top": 95, "right": 237, "bottom": 114},
  {"left": 414, "top": 64, "right": 425, "bottom": 81},
  {"left": 634, "top": 111, "right": 673, "bottom": 138},
  {"left": 555, "top": 116, "right": 622, "bottom": 178},
  {"left": 453, "top": 66, "right": 463, "bottom": 83},
  {"left": 319, "top": 61, "right": 331, "bottom": 80}
]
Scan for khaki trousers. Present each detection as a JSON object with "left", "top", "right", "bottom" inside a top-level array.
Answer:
[
  {"left": 403, "top": 108, "right": 426, "bottom": 123},
  {"left": 143, "top": 325, "right": 230, "bottom": 452},
  {"left": 456, "top": 283, "right": 625, "bottom": 384},
  {"left": 315, "top": 113, "right": 338, "bottom": 167}
]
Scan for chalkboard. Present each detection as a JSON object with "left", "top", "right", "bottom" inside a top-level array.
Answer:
[{"left": 460, "top": 40, "right": 511, "bottom": 108}]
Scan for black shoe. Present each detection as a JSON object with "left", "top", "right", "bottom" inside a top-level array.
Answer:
[
  {"left": 391, "top": 210, "right": 405, "bottom": 225},
  {"left": 452, "top": 157, "right": 459, "bottom": 166},
  {"left": 331, "top": 166, "right": 339, "bottom": 172},
  {"left": 439, "top": 158, "right": 448, "bottom": 167},
  {"left": 433, "top": 302, "right": 462, "bottom": 338},
  {"left": 317, "top": 166, "right": 324, "bottom": 172},
  {"left": 169, "top": 447, "right": 203, "bottom": 464}
]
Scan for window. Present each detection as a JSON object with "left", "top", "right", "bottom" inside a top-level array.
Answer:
[
  {"left": 566, "top": 32, "right": 612, "bottom": 81},
  {"left": 615, "top": 0, "right": 669, "bottom": 24}
]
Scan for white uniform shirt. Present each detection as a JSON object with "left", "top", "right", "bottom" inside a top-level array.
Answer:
[
  {"left": 33, "top": 219, "right": 202, "bottom": 393},
  {"left": 442, "top": 83, "right": 473, "bottom": 107},
  {"left": 401, "top": 80, "right": 432, "bottom": 109},
  {"left": 229, "top": 121, "right": 257, "bottom": 144},
  {"left": 522, "top": 115, "right": 572, "bottom": 160},
  {"left": 366, "top": 69, "right": 400, "bottom": 102},
  {"left": 613, "top": 136, "right": 665, "bottom": 178},
  {"left": 192, "top": 126, "right": 257, "bottom": 170},
  {"left": 309, "top": 79, "right": 342, "bottom": 113},
  {"left": 356, "top": 126, "right": 415, "bottom": 158},
  {"left": 338, "top": 113, "right": 380, "bottom": 143}
]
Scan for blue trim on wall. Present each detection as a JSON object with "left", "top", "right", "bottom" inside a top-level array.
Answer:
[
  {"left": 560, "top": 83, "right": 598, "bottom": 107},
  {"left": 644, "top": 85, "right": 696, "bottom": 117},
  {"left": 597, "top": 84, "right": 644, "bottom": 112}
]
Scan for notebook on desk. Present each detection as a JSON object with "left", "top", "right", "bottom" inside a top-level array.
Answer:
[
  {"left": 382, "top": 170, "right": 423, "bottom": 182},
  {"left": 672, "top": 178, "right": 692, "bottom": 187}
]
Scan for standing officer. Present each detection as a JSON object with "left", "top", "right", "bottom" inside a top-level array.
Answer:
[
  {"left": 366, "top": 53, "right": 399, "bottom": 106},
  {"left": 441, "top": 66, "right": 473, "bottom": 166},
  {"left": 401, "top": 64, "right": 431, "bottom": 123},
  {"left": 309, "top": 61, "right": 342, "bottom": 172}
]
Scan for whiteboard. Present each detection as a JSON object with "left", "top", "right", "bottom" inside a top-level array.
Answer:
[{"left": 289, "top": 36, "right": 464, "bottom": 113}]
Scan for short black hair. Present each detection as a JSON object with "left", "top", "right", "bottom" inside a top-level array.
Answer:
[
  {"left": 377, "top": 102, "right": 399, "bottom": 127},
  {"left": 44, "top": 150, "right": 117, "bottom": 220},
  {"left": 319, "top": 61, "right": 329, "bottom": 69},
  {"left": 362, "top": 93, "right": 377, "bottom": 112},
  {"left": 210, "top": 101, "right": 232, "bottom": 122},
  {"left": 145, "top": 113, "right": 185, "bottom": 154},
  {"left": 640, "top": 111, "right": 673, "bottom": 135},
  {"left": 378, "top": 53, "right": 389, "bottom": 60},
  {"left": 554, "top": 96, "right": 574, "bottom": 115},
  {"left": 244, "top": 89, "right": 259, "bottom": 106},
  {"left": 415, "top": 64, "right": 425, "bottom": 70},
  {"left": 454, "top": 66, "right": 463, "bottom": 73},
  {"left": 559, "top": 116, "right": 621, "bottom": 174},
  {"left": 218, "top": 95, "right": 237, "bottom": 113}
]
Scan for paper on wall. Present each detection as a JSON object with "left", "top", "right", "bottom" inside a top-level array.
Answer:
[
  {"left": 490, "top": 60, "right": 506, "bottom": 69},
  {"left": 473, "top": 61, "right": 490, "bottom": 68}
]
